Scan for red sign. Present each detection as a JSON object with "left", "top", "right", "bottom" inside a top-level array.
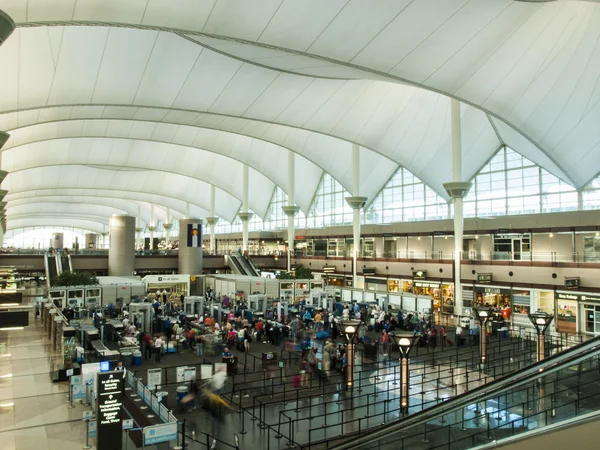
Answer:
[{"left": 295, "top": 235, "right": 305, "bottom": 240}]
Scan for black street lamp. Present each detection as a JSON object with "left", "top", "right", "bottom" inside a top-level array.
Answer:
[
  {"left": 389, "top": 331, "right": 418, "bottom": 414},
  {"left": 336, "top": 319, "right": 361, "bottom": 391},
  {"left": 474, "top": 307, "right": 494, "bottom": 366},
  {"left": 528, "top": 311, "right": 554, "bottom": 362}
]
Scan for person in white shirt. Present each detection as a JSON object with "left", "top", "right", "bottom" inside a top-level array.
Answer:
[
  {"left": 127, "top": 324, "right": 136, "bottom": 336},
  {"left": 154, "top": 336, "right": 164, "bottom": 363},
  {"left": 122, "top": 317, "right": 130, "bottom": 329}
]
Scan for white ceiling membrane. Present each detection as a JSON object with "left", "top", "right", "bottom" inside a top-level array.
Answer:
[
  {"left": 1, "top": 166, "right": 241, "bottom": 222},
  {"left": 6, "top": 217, "right": 108, "bottom": 233},
  {"left": 7, "top": 203, "right": 130, "bottom": 222},
  {"left": 1, "top": 119, "right": 323, "bottom": 214},
  {"left": 0, "top": 0, "right": 597, "bottom": 230},
  {"left": 2, "top": 136, "right": 276, "bottom": 218},
  {"left": 5, "top": 188, "right": 210, "bottom": 221},
  {"left": 6, "top": 196, "right": 179, "bottom": 227}
]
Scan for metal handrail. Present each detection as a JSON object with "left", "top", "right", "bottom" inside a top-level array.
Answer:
[{"left": 328, "top": 334, "right": 600, "bottom": 450}]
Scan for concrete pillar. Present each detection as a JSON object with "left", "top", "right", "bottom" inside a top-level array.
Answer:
[
  {"left": 51, "top": 232, "right": 64, "bottom": 249},
  {"left": 108, "top": 214, "right": 136, "bottom": 276},
  {"left": 443, "top": 99, "right": 473, "bottom": 318},
  {"left": 283, "top": 151, "right": 300, "bottom": 271},
  {"left": 178, "top": 218, "right": 204, "bottom": 274},
  {"left": 238, "top": 165, "right": 253, "bottom": 253},
  {"left": 206, "top": 185, "right": 219, "bottom": 255},
  {"left": 84, "top": 233, "right": 97, "bottom": 249},
  {"left": 345, "top": 144, "right": 367, "bottom": 288}
]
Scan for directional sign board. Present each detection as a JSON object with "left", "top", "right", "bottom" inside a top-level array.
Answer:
[{"left": 96, "top": 371, "right": 124, "bottom": 450}]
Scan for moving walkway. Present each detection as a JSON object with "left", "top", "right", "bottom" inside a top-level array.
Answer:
[{"left": 326, "top": 335, "right": 600, "bottom": 450}]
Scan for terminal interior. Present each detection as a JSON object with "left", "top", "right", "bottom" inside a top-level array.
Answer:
[{"left": 1, "top": 1, "right": 600, "bottom": 450}]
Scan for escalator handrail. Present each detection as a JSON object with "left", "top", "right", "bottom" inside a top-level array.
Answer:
[{"left": 329, "top": 334, "right": 600, "bottom": 450}]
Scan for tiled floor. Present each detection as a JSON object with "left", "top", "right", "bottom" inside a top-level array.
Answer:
[{"left": 0, "top": 291, "right": 88, "bottom": 450}]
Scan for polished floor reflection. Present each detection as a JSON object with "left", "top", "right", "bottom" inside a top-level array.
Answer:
[{"left": 0, "top": 290, "right": 88, "bottom": 450}]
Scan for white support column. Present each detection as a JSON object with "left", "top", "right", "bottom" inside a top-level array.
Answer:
[
  {"left": 147, "top": 204, "right": 156, "bottom": 250},
  {"left": 206, "top": 185, "right": 219, "bottom": 255},
  {"left": 238, "top": 165, "right": 253, "bottom": 254},
  {"left": 185, "top": 202, "right": 190, "bottom": 218},
  {"left": 135, "top": 205, "right": 143, "bottom": 251},
  {"left": 443, "top": 99, "right": 472, "bottom": 319},
  {"left": 282, "top": 151, "right": 300, "bottom": 272},
  {"left": 163, "top": 208, "right": 173, "bottom": 247},
  {"left": 577, "top": 190, "right": 583, "bottom": 211},
  {"left": 346, "top": 144, "right": 367, "bottom": 288}
]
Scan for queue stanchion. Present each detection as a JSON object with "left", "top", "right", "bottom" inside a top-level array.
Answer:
[{"left": 83, "top": 419, "right": 91, "bottom": 449}]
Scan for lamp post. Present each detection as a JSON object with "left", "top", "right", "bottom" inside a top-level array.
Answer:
[
  {"left": 474, "top": 307, "right": 494, "bottom": 366},
  {"left": 336, "top": 319, "right": 361, "bottom": 391},
  {"left": 389, "top": 331, "right": 418, "bottom": 414},
  {"left": 528, "top": 311, "right": 554, "bottom": 362}
]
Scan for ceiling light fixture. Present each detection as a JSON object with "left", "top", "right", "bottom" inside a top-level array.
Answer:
[
  {"left": 0, "top": 327, "right": 24, "bottom": 331},
  {"left": 0, "top": 373, "right": 12, "bottom": 378},
  {"left": 0, "top": 402, "right": 14, "bottom": 407}
]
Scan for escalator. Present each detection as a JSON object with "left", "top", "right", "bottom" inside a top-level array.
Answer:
[
  {"left": 226, "top": 254, "right": 261, "bottom": 276},
  {"left": 239, "top": 254, "right": 260, "bottom": 277},
  {"left": 225, "top": 254, "right": 247, "bottom": 275},
  {"left": 44, "top": 253, "right": 58, "bottom": 288},
  {"left": 326, "top": 335, "right": 600, "bottom": 450}
]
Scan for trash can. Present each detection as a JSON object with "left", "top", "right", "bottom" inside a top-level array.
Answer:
[
  {"left": 158, "top": 391, "right": 168, "bottom": 406},
  {"left": 121, "top": 351, "right": 132, "bottom": 367},
  {"left": 176, "top": 385, "right": 189, "bottom": 405},
  {"left": 132, "top": 351, "right": 142, "bottom": 366}
]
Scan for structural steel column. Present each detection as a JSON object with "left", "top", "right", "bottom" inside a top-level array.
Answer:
[
  {"left": 238, "top": 165, "right": 253, "bottom": 253},
  {"left": 108, "top": 214, "right": 136, "bottom": 276},
  {"left": 443, "top": 99, "right": 472, "bottom": 318},
  {"left": 346, "top": 144, "right": 367, "bottom": 288},
  {"left": 163, "top": 208, "right": 173, "bottom": 246},
  {"left": 283, "top": 151, "right": 300, "bottom": 272},
  {"left": 206, "top": 185, "right": 219, "bottom": 255}
]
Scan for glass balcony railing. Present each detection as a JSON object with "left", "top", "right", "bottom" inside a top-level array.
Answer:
[{"left": 326, "top": 336, "right": 600, "bottom": 450}]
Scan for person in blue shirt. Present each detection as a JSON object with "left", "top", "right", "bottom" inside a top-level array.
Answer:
[{"left": 304, "top": 310, "right": 311, "bottom": 328}]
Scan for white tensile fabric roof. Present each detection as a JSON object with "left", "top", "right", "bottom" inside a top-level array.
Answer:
[{"left": 0, "top": 0, "right": 598, "bottom": 231}]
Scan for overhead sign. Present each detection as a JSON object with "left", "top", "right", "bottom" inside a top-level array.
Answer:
[
  {"left": 565, "top": 277, "right": 580, "bottom": 289},
  {"left": 143, "top": 423, "right": 178, "bottom": 445},
  {"left": 477, "top": 273, "right": 493, "bottom": 284},
  {"left": 557, "top": 292, "right": 600, "bottom": 302},
  {"left": 122, "top": 419, "right": 133, "bottom": 430},
  {"left": 413, "top": 271, "right": 427, "bottom": 279}
]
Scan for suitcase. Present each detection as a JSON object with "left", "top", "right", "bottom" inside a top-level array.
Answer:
[
  {"left": 293, "top": 375, "right": 301, "bottom": 388},
  {"left": 236, "top": 340, "right": 245, "bottom": 351}
]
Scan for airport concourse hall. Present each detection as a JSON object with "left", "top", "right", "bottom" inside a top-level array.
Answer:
[{"left": 4, "top": 1, "right": 600, "bottom": 450}]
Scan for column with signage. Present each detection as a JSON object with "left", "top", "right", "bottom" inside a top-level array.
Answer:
[
  {"left": 178, "top": 218, "right": 204, "bottom": 275},
  {"left": 96, "top": 371, "right": 124, "bottom": 450}
]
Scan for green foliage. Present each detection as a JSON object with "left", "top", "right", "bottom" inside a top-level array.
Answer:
[
  {"left": 52, "top": 271, "right": 99, "bottom": 287},
  {"left": 276, "top": 266, "right": 314, "bottom": 280}
]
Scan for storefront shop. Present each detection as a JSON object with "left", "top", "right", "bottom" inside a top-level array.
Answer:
[
  {"left": 554, "top": 291, "right": 600, "bottom": 335},
  {"left": 474, "top": 286, "right": 511, "bottom": 309},
  {"left": 555, "top": 292, "right": 578, "bottom": 333}
]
